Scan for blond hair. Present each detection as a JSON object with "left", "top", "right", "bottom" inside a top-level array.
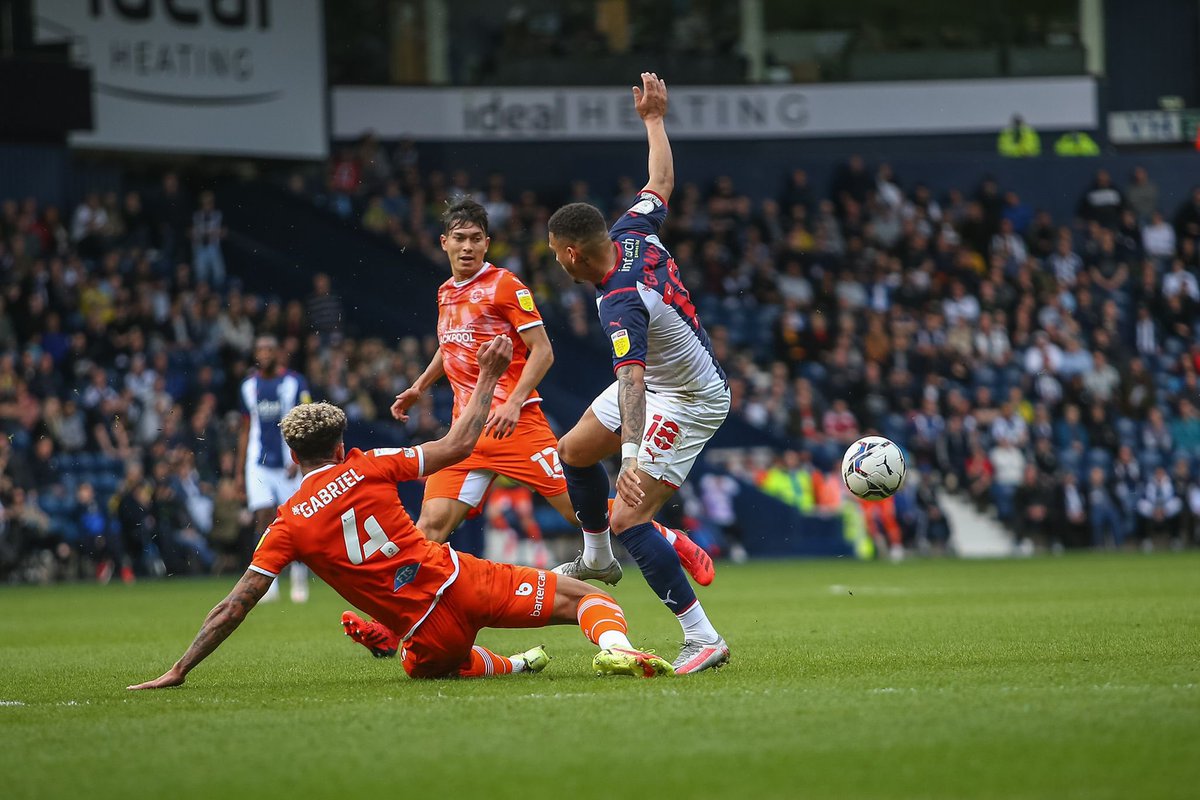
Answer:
[{"left": 279, "top": 402, "right": 346, "bottom": 461}]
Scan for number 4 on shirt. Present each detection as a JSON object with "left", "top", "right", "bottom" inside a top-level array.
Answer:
[{"left": 342, "top": 507, "right": 399, "bottom": 564}]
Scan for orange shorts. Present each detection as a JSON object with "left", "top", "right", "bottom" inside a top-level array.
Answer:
[
  {"left": 422, "top": 403, "right": 567, "bottom": 508},
  {"left": 401, "top": 551, "right": 559, "bottom": 678}
]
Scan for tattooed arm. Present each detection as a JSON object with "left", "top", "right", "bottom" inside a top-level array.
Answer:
[
  {"left": 127, "top": 569, "right": 273, "bottom": 690},
  {"left": 615, "top": 362, "right": 648, "bottom": 506}
]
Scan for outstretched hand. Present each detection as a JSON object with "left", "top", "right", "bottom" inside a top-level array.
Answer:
[
  {"left": 390, "top": 387, "right": 422, "bottom": 422},
  {"left": 632, "top": 72, "right": 668, "bottom": 121},
  {"left": 128, "top": 665, "right": 185, "bottom": 691}
]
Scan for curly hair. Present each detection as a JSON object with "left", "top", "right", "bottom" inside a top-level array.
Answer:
[
  {"left": 442, "top": 199, "right": 489, "bottom": 236},
  {"left": 547, "top": 202, "right": 608, "bottom": 244},
  {"left": 279, "top": 402, "right": 346, "bottom": 462}
]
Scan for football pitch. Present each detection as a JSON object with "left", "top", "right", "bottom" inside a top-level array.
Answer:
[{"left": 1, "top": 554, "right": 1197, "bottom": 800}]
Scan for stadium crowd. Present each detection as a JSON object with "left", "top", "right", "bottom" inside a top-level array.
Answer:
[
  {"left": 308, "top": 138, "right": 1200, "bottom": 554},
  {"left": 3, "top": 144, "right": 1200, "bottom": 583}
]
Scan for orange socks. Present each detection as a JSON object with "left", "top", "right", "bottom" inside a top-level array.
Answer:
[
  {"left": 577, "top": 593, "right": 633, "bottom": 651},
  {"left": 461, "top": 645, "right": 515, "bottom": 677}
]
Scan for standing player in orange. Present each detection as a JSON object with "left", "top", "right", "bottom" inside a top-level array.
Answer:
[
  {"left": 128, "top": 336, "right": 674, "bottom": 687},
  {"left": 341, "top": 199, "right": 713, "bottom": 658}
]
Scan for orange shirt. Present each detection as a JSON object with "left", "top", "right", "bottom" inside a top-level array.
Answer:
[
  {"left": 251, "top": 447, "right": 460, "bottom": 641},
  {"left": 437, "top": 263, "right": 543, "bottom": 419}
]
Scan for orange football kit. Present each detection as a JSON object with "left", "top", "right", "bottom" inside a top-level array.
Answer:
[
  {"left": 424, "top": 263, "right": 567, "bottom": 507},
  {"left": 253, "top": 450, "right": 556, "bottom": 676},
  {"left": 251, "top": 446, "right": 601, "bottom": 678}
]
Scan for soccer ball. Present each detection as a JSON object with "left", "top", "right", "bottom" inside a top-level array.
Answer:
[{"left": 842, "top": 436, "right": 906, "bottom": 500}]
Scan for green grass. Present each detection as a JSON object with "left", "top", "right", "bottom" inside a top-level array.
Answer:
[{"left": 1, "top": 554, "right": 1198, "bottom": 800}]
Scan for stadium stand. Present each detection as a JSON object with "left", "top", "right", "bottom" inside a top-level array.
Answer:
[{"left": 3, "top": 147, "right": 1200, "bottom": 583}]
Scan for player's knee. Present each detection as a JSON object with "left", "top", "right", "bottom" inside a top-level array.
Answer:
[
  {"left": 415, "top": 508, "right": 455, "bottom": 542},
  {"left": 556, "top": 433, "right": 582, "bottom": 467},
  {"left": 609, "top": 503, "right": 653, "bottom": 535},
  {"left": 552, "top": 576, "right": 608, "bottom": 620}
]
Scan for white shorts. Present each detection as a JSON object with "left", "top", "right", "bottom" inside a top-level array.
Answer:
[
  {"left": 589, "top": 381, "right": 730, "bottom": 489},
  {"left": 246, "top": 464, "right": 302, "bottom": 512}
]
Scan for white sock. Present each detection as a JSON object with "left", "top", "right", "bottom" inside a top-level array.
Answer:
[
  {"left": 598, "top": 629, "right": 633, "bottom": 651},
  {"left": 676, "top": 600, "right": 720, "bottom": 645},
  {"left": 509, "top": 655, "right": 528, "bottom": 673},
  {"left": 582, "top": 527, "right": 614, "bottom": 568}
]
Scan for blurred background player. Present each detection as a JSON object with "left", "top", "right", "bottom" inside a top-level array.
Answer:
[
  {"left": 699, "top": 471, "right": 746, "bottom": 563},
  {"left": 547, "top": 73, "right": 730, "bottom": 675},
  {"left": 237, "top": 335, "right": 312, "bottom": 602},
  {"left": 484, "top": 477, "right": 549, "bottom": 569},
  {"left": 130, "top": 338, "right": 674, "bottom": 688}
]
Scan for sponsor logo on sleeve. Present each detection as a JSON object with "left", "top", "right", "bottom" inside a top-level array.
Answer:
[
  {"left": 630, "top": 199, "right": 655, "bottom": 215},
  {"left": 610, "top": 328, "right": 630, "bottom": 358},
  {"left": 516, "top": 288, "right": 536, "bottom": 312}
]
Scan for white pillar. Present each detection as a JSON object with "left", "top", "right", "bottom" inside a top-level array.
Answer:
[
  {"left": 1079, "top": 0, "right": 1105, "bottom": 77},
  {"left": 739, "top": 0, "right": 765, "bottom": 83},
  {"left": 424, "top": 0, "right": 449, "bottom": 85}
]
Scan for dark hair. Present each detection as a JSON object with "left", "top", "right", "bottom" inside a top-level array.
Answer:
[
  {"left": 547, "top": 202, "right": 608, "bottom": 244},
  {"left": 442, "top": 199, "right": 489, "bottom": 237}
]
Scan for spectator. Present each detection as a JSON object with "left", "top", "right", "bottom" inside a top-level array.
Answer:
[
  {"left": 1077, "top": 169, "right": 1124, "bottom": 229},
  {"left": 1057, "top": 471, "right": 1087, "bottom": 551},
  {"left": 1142, "top": 210, "right": 1176, "bottom": 263},
  {"left": 1172, "top": 186, "right": 1200, "bottom": 242},
  {"left": 1141, "top": 407, "right": 1174, "bottom": 456},
  {"left": 699, "top": 471, "right": 746, "bottom": 563},
  {"left": 989, "top": 436, "right": 1025, "bottom": 523},
  {"left": 1082, "top": 351, "right": 1120, "bottom": 405},
  {"left": 1086, "top": 466, "right": 1124, "bottom": 549},
  {"left": 997, "top": 114, "right": 1040, "bottom": 157},
  {"left": 71, "top": 193, "right": 108, "bottom": 258},
  {"left": 1169, "top": 399, "right": 1200, "bottom": 454},
  {"left": 758, "top": 450, "right": 815, "bottom": 513},
  {"left": 1013, "top": 463, "right": 1054, "bottom": 551},
  {"left": 190, "top": 191, "right": 226, "bottom": 287},
  {"left": 1126, "top": 167, "right": 1159, "bottom": 223},
  {"left": 306, "top": 272, "right": 345, "bottom": 343},
  {"left": 1161, "top": 259, "right": 1200, "bottom": 303},
  {"left": 152, "top": 172, "right": 192, "bottom": 261},
  {"left": 1137, "top": 466, "right": 1184, "bottom": 551}
]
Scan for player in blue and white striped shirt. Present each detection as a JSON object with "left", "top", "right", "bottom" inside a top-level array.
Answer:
[{"left": 237, "top": 335, "right": 312, "bottom": 602}]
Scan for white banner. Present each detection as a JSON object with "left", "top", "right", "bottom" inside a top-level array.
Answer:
[
  {"left": 334, "top": 77, "right": 1097, "bottom": 142},
  {"left": 36, "top": 0, "right": 326, "bottom": 158}
]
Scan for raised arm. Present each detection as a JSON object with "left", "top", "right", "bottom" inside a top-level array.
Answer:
[
  {"left": 634, "top": 72, "right": 674, "bottom": 204},
  {"left": 420, "top": 335, "right": 514, "bottom": 475},
  {"left": 391, "top": 347, "right": 447, "bottom": 422},
  {"left": 127, "top": 569, "right": 273, "bottom": 690}
]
